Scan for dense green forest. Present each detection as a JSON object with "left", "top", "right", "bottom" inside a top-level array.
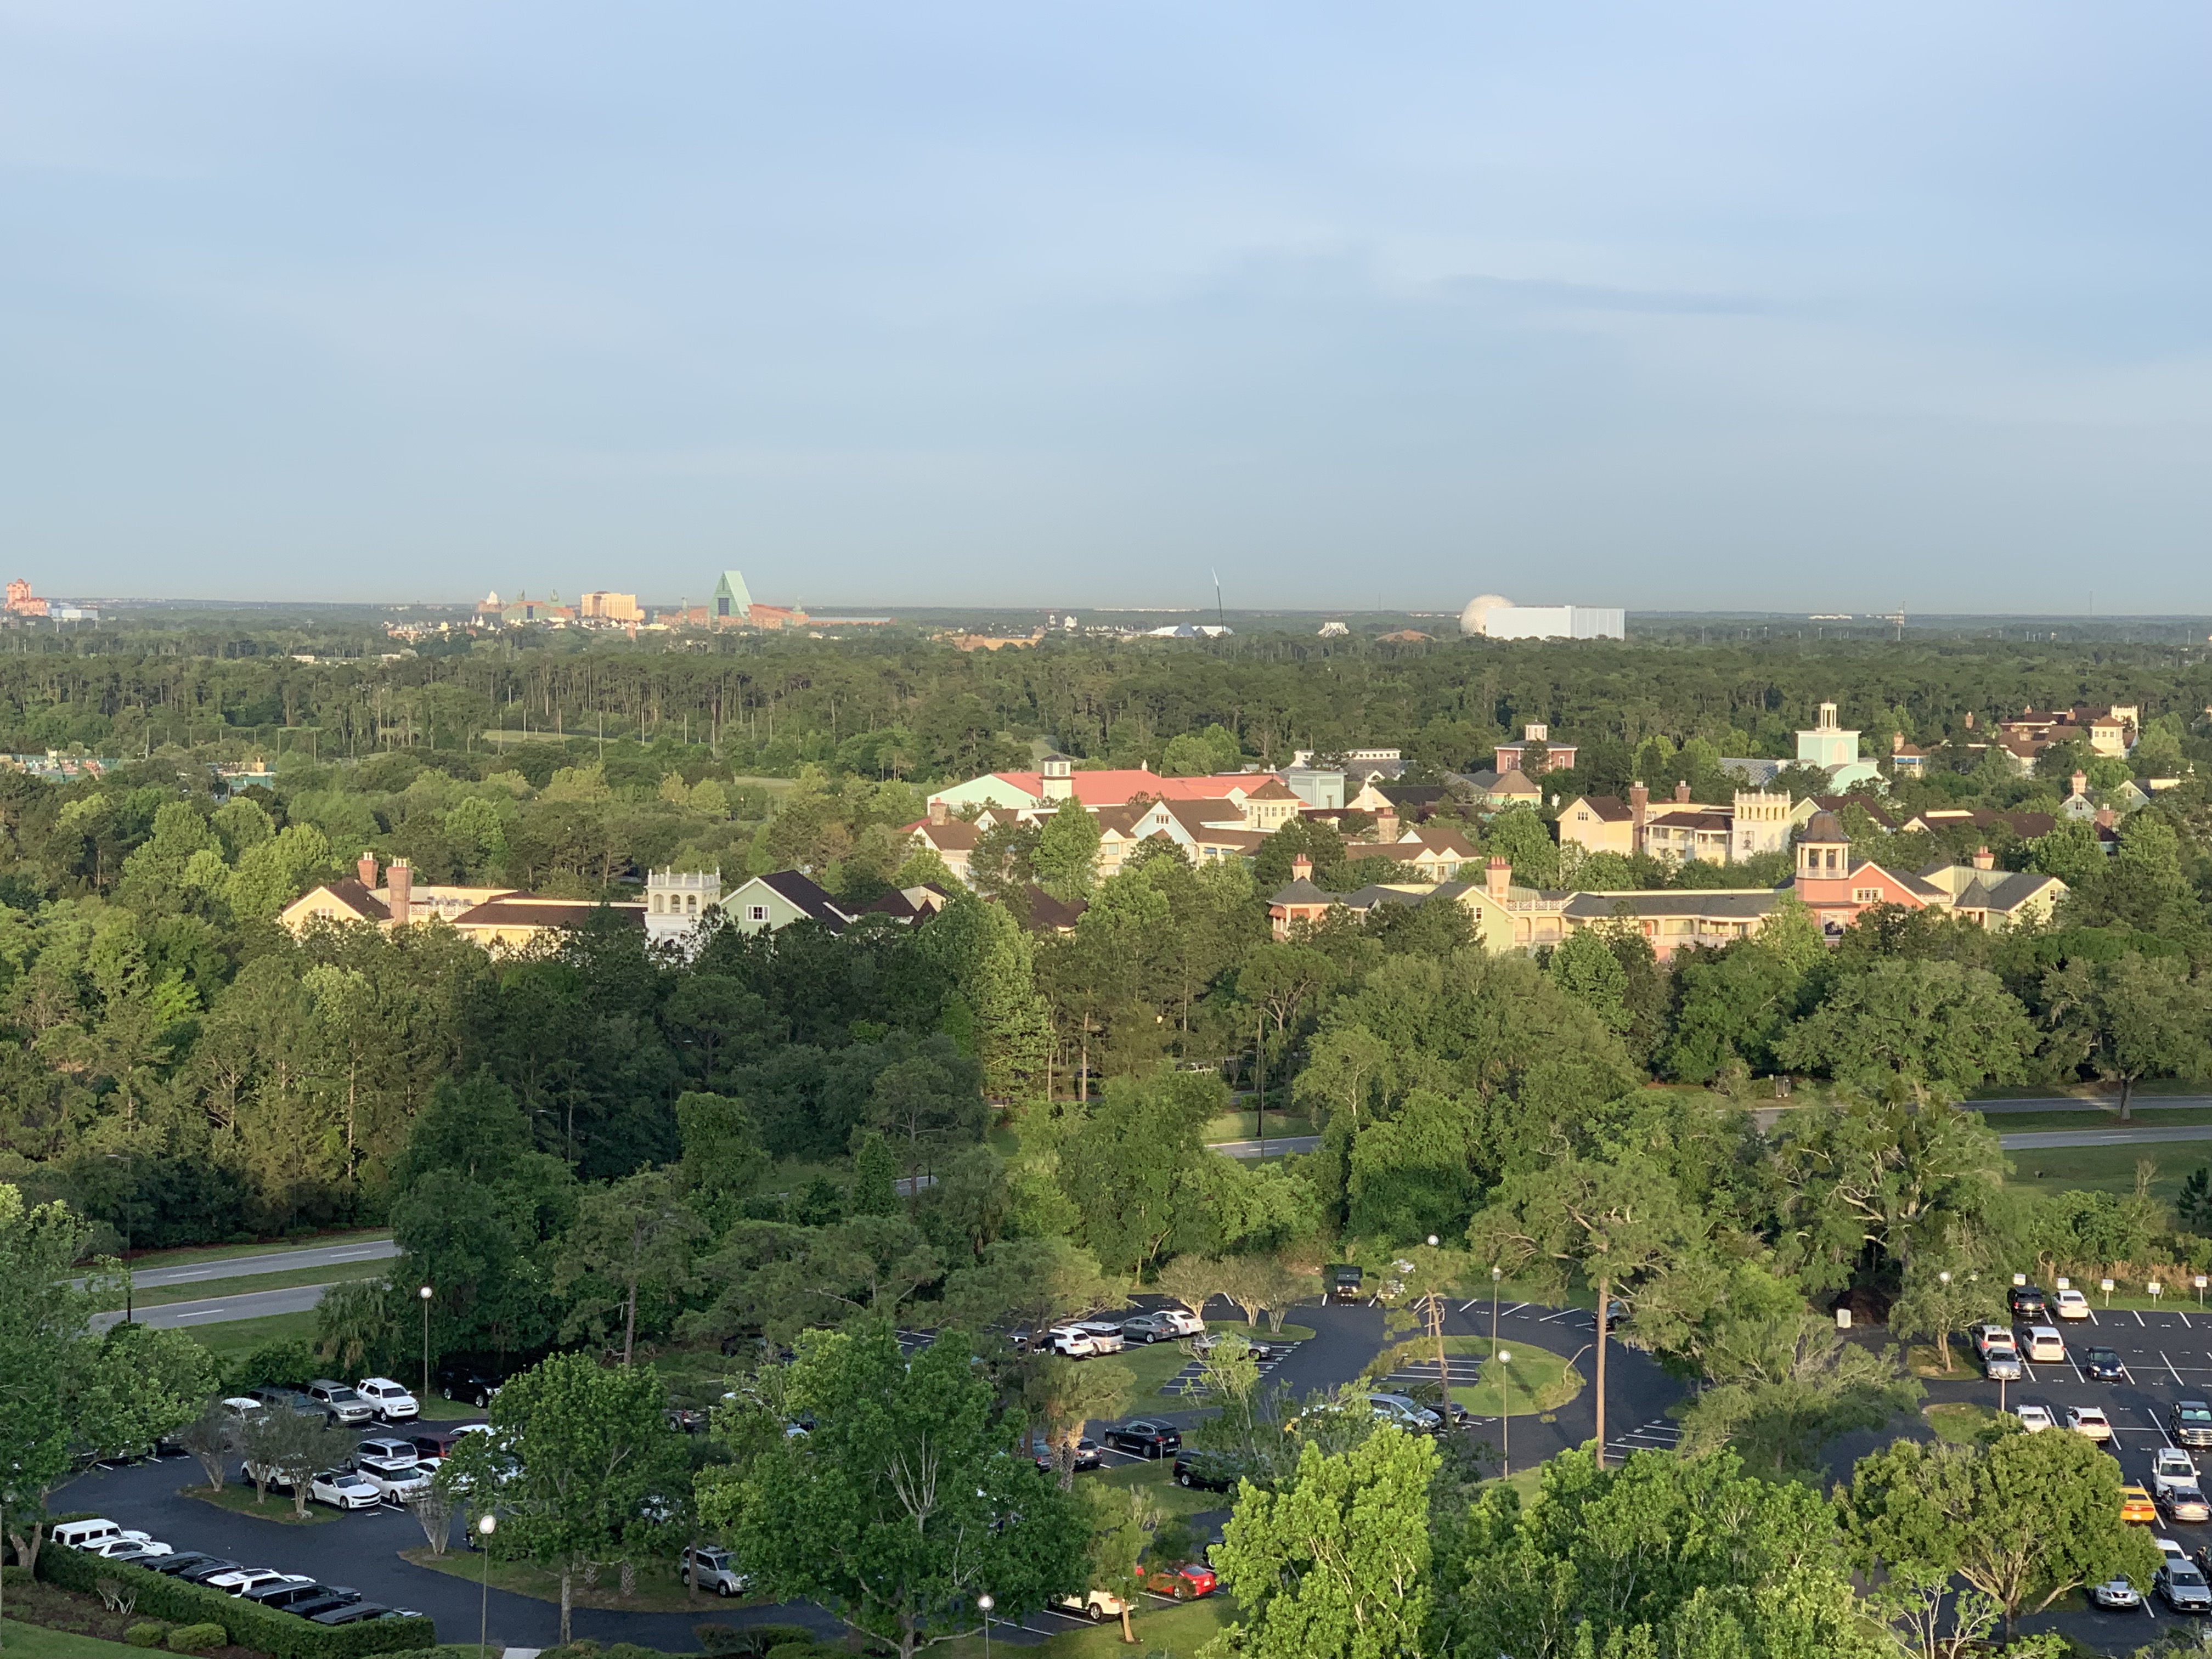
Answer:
[{"left": 5, "top": 627, "right": 2212, "bottom": 1657}]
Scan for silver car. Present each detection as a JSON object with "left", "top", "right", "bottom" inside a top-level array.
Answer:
[{"left": 1367, "top": 1393, "right": 1443, "bottom": 1433}]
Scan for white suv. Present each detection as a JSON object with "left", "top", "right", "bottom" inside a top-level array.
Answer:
[
  {"left": 355, "top": 1378, "right": 420, "bottom": 1423},
  {"left": 1047, "top": 1325, "right": 1102, "bottom": 1358}
]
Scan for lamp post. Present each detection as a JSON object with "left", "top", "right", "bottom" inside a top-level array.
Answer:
[
  {"left": 419, "top": 1285, "right": 435, "bottom": 1402},
  {"left": 1497, "top": 1351, "right": 1511, "bottom": 1479},
  {"left": 977, "top": 1593, "right": 994, "bottom": 1659},
  {"left": 477, "top": 1514, "right": 496, "bottom": 1659},
  {"left": 106, "top": 1153, "right": 134, "bottom": 1324},
  {"left": 1938, "top": 1271, "right": 1952, "bottom": 1370},
  {"left": 1425, "top": 1235, "right": 1451, "bottom": 1423}
]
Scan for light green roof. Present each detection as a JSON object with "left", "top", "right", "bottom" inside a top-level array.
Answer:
[{"left": 712, "top": 571, "right": 753, "bottom": 620}]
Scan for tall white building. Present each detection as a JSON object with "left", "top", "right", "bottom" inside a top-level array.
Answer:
[{"left": 1459, "top": 595, "right": 1624, "bottom": 640}]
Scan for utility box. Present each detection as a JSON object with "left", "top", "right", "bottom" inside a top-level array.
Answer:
[{"left": 1836, "top": 1308, "right": 1852, "bottom": 1330}]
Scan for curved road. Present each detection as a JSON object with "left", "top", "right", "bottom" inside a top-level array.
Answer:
[{"left": 75, "top": 1237, "right": 397, "bottom": 1292}]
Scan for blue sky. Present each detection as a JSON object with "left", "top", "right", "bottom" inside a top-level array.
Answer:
[{"left": 3, "top": 3, "right": 2207, "bottom": 612}]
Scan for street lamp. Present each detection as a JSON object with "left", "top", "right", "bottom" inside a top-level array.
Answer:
[
  {"left": 977, "top": 1593, "right": 994, "bottom": 1659},
  {"left": 477, "top": 1514, "right": 497, "bottom": 1659},
  {"left": 106, "top": 1153, "right": 134, "bottom": 1324},
  {"left": 1497, "top": 1351, "right": 1511, "bottom": 1479},
  {"left": 419, "top": 1285, "right": 435, "bottom": 1402}
]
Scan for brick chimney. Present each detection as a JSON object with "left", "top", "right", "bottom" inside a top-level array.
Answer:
[
  {"left": 1674, "top": 780, "right": 1691, "bottom": 804},
  {"left": 357, "top": 851, "right": 379, "bottom": 888},
  {"left": 1963, "top": 710, "right": 1975, "bottom": 730},
  {"left": 1374, "top": 806, "right": 1400, "bottom": 843},
  {"left": 387, "top": 857, "right": 413, "bottom": 927},
  {"left": 1630, "top": 780, "right": 1648, "bottom": 856},
  {"left": 928, "top": 799, "right": 949, "bottom": 826},
  {"left": 1291, "top": 853, "right": 1313, "bottom": 882},
  {"left": 1972, "top": 845, "right": 1995, "bottom": 871},
  {"left": 1486, "top": 855, "right": 1511, "bottom": 904},
  {"left": 2071, "top": 769, "right": 2087, "bottom": 798},
  {"left": 2095, "top": 806, "right": 2118, "bottom": 830}
]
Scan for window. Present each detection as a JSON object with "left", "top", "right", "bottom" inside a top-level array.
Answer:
[
  {"left": 1853, "top": 887, "right": 1882, "bottom": 904},
  {"left": 747, "top": 905, "right": 769, "bottom": 923}
]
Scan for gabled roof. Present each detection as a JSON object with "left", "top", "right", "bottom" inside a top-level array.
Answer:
[
  {"left": 307, "top": 878, "right": 390, "bottom": 921},
  {"left": 1021, "top": 887, "right": 1090, "bottom": 932},
  {"left": 732, "top": 870, "right": 855, "bottom": 931},
  {"left": 861, "top": 883, "right": 951, "bottom": 923},
  {"left": 1562, "top": 794, "right": 1634, "bottom": 822},
  {"left": 1239, "top": 777, "right": 1299, "bottom": 802},
  {"left": 1489, "top": 768, "right": 1542, "bottom": 797},
  {"left": 955, "top": 770, "right": 1268, "bottom": 809},
  {"left": 451, "top": 896, "right": 646, "bottom": 930},
  {"left": 1915, "top": 864, "right": 2064, "bottom": 912},
  {"left": 909, "top": 818, "right": 983, "bottom": 851},
  {"left": 1810, "top": 795, "right": 1899, "bottom": 831},
  {"left": 1268, "top": 877, "right": 1340, "bottom": 907}
]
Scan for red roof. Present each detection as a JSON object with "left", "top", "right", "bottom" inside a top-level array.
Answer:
[{"left": 981, "top": 770, "right": 1274, "bottom": 807}]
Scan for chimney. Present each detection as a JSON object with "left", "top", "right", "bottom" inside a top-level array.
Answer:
[
  {"left": 357, "top": 851, "right": 379, "bottom": 888},
  {"left": 1963, "top": 710, "right": 1976, "bottom": 730},
  {"left": 1972, "top": 845, "right": 1995, "bottom": 871},
  {"left": 2071, "top": 770, "right": 2087, "bottom": 798},
  {"left": 1630, "top": 780, "right": 1648, "bottom": 856},
  {"left": 1486, "top": 855, "right": 1511, "bottom": 904},
  {"left": 1674, "top": 780, "right": 1691, "bottom": 804},
  {"left": 1291, "top": 853, "right": 1313, "bottom": 882},
  {"left": 1892, "top": 731, "right": 1906, "bottom": 754},
  {"left": 928, "top": 799, "right": 949, "bottom": 826},
  {"left": 387, "top": 858, "right": 413, "bottom": 927},
  {"left": 1374, "top": 806, "right": 1400, "bottom": 843},
  {"left": 2095, "top": 806, "right": 2118, "bottom": 830}
]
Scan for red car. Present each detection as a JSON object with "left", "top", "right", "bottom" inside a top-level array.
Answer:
[{"left": 1143, "top": 1562, "right": 1217, "bottom": 1600}]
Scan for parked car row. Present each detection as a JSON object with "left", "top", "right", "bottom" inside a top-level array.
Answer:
[
  {"left": 1041, "top": 1309, "right": 1289, "bottom": 1361},
  {"left": 231, "top": 1376, "right": 422, "bottom": 1429},
  {"left": 52, "top": 1520, "right": 414, "bottom": 1627}
]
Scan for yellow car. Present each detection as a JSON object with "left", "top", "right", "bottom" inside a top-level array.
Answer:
[{"left": 2122, "top": 1485, "right": 2158, "bottom": 1525}]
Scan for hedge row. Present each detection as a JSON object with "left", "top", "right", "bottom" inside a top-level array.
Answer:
[{"left": 37, "top": 1538, "right": 438, "bottom": 1659}]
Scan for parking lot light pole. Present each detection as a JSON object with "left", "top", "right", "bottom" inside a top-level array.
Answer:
[
  {"left": 977, "top": 1593, "right": 994, "bottom": 1659},
  {"left": 420, "top": 1285, "right": 434, "bottom": 1401},
  {"left": 1491, "top": 1265, "right": 1503, "bottom": 1376},
  {"left": 477, "top": 1513, "right": 496, "bottom": 1659},
  {"left": 1497, "top": 1352, "right": 1510, "bottom": 1478}
]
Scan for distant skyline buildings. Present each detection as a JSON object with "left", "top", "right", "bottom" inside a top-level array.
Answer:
[{"left": 3, "top": 7, "right": 2205, "bottom": 612}]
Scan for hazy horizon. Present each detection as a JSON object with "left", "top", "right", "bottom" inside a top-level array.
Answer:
[{"left": 5, "top": 4, "right": 2207, "bottom": 612}]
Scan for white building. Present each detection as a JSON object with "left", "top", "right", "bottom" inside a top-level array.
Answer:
[
  {"left": 1459, "top": 595, "right": 1624, "bottom": 640},
  {"left": 646, "top": 868, "right": 723, "bottom": 953}
]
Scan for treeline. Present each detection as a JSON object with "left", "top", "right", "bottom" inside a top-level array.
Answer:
[{"left": 8, "top": 628, "right": 2212, "bottom": 783}]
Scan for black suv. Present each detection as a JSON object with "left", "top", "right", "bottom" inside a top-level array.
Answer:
[
  {"left": 433, "top": 1358, "right": 504, "bottom": 1407},
  {"left": 2084, "top": 1346, "right": 2126, "bottom": 1381},
  {"left": 1172, "top": 1450, "right": 1242, "bottom": 1492},
  {"left": 2008, "top": 1284, "right": 2047, "bottom": 1320},
  {"left": 1104, "top": 1419, "right": 1182, "bottom": 1458}
]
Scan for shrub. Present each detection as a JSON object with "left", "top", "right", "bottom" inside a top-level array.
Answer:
[
  {"left": 126, "top": 1623, "right": 169, "bottom": 1647},
  {"left": 38, "top": 1543, "right": 435, "bottom": 1659},
  {"left": 167, "top": 1626, "right": 228, "bottom": 1655},
  {"left": 696, "top": 1628, "right": 816, "bottom": 1659}
]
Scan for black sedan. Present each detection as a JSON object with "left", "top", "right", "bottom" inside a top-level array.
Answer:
[
  {"left": 2084, "top": 1346, "right": 2127, "bottom": 1381},
  {"left": 172, "top": 1560, "right": 247, "bottom": 1586},
  {"left": 1104, "top": 1418, "right": 1182, "bottom": 1458}
]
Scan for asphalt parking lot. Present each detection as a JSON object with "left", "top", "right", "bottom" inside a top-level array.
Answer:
[{"left": 1922, "top": 1305, "right": 2212, "bottom": 1649}]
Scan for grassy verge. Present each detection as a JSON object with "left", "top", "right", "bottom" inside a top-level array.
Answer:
[
  {"left": 178, "top": 1310, "right": 320, "bottom": 1361},
  {"left": 1926, "top": 1402, "right": 2002, "bottom": 1444},
  {"left": 2006, "top": 1143, "right": 2212, "bottom": 1204},
  {"left": 101, "top": 1229, "right": 392, "bottom": 1276},
  {"left": 1446, "top": 1344, "right": 1584, "bottom": 1418},
  {"left": 1202, "top": 1111, "right": 1316, "bottom": 1144},
  {"left": 1097, "top": 1449, "right": 1226, "bottom": 1518},
  {"left": 927, "top": 1590, "right": 1237, "bottom": 1659},
  {"left": 1111, "top": 1342, "right": 1203, "bottom": 1410},
  {"left": 1207, "top": 1321, "right": 1318, "bottom": 1343},
  {"left": 99, "top": 1258, "right": 392, "bottom": 1314},
  {"left": 180, "top": 1483, "right": 340, "bottom": 1525},
  {"left": 0, "top": 1620, "right": 145, "bottom": 1659},
  {"left": 1907, "top": 1341, "right": 1980, "bottom": 1379},
  {"left": 398, "top": 1548, "right": 706, "bottom": 1613}
]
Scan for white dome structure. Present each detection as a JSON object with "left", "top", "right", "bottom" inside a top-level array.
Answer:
[{"left": 1459, "top": 594, "right": 1510, "bottom": 637}]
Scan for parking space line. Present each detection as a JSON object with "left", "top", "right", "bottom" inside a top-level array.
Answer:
[
  {"left": 2021, "top": 1361, "right": 2039, "bottom": 1383},
  {"left": 2137, "top": 1311, "right": 2147, "bottom": 1327},
  {"left": 2169, "top": 1352, "right": 2188, "bottom": 1388},
  {"left": 1500, "top": 1301, "right": 1530, "bottom": 1316},
  {"left": 1539, "top": 1309, "right": 1576, "bottom": 1323},
  {"left": 1459, "top": 1300, "right": 1480, "bottom": 1313}
]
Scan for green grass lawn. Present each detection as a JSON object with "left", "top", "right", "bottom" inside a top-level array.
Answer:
[
  {"left": 1926, "top": 1402, "right": 2002, "bottom": 1444},
  {"left": 1207, "top": 1321, "right": 1317, "bottom": 1343},
  {"left": 1097, "top": 1449, "right": 1224, "bottom": 1518},
  {"left": 399, "top": 1548, "right": 704, "bottom": 1613},
  {"left": 1978, "top": 1107, "right": 2212, "bottom": 1130},
  {"left": 2006, "top": 1141, "right": 2212, "bottom": 1204},
  {"left": 100, "top": 1228, "right": 391, "bottom": 1275},
  {"left": 926, "top": 1589, "right": 1237, "bottom": 1659},
  {"left": 1201, "top": 1109, "right": 1316, "bottom": 1143},
  {"left": 98, "top": 1257, "right": 393, "bottom": 1314},
  {"left": 0, "top": 1620, "right": 144, "bottom": 1659},
  {"left": 1445, "top": 1342, "right": 1584, "bottom": 1418},
  {"left": 178, "top": 1309, "right": 320, "bottom": 1361},
  {"left": 182, "top": 1482, "right": 340, "bottom": 1525}
]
